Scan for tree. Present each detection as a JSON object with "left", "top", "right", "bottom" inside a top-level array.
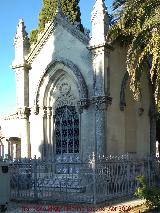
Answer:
[
  {"left": 109, "top": 0, "right": 160, "bottom": 156},
  {"left": 30, "top": 0, "right": 83, "bottom": 45},
  {"left": 109, "top": 0, "right": 160, "bottom": 105}
]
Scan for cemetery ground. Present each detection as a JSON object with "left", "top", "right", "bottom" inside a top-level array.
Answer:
[{"left": 6, "top": 197, "right": 154, "bottom": 213}]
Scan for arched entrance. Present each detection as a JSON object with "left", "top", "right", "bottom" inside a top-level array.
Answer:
[{"left": 32, "top": 59, "right": 89, "bottom": 159}]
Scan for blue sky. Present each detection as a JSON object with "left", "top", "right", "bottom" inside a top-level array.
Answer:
[{"left": 0, "top": 0, "right": 113, "bottom": 115}]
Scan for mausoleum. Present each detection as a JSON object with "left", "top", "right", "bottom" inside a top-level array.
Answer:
[{"left": 0, "top": 0, "right": 156, "bottom": 160}]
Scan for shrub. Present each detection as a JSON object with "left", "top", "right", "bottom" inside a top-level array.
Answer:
[{"left": 135, "top": 176, "right": 160, "bottom": 210}]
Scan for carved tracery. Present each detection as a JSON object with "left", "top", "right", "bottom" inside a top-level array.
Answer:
[{"left": 34, "top": 58, "right": 88, "bottom": 112}]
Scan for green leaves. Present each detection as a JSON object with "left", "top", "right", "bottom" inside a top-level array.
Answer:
[
  {"left": 29, "top": 29, "right": 38, "bottom": 46},
  {"left": 109, "top": 0, "right": 160, "bottom": 106},
  {"left": 135, "top": 176, "right": 160, "bottom": 210},
  {"left": 29, "top": 0, "right": 83, "bottom": 45}
]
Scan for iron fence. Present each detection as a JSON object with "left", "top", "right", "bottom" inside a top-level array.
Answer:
[{"left": 9, "top": 154, "right": 158, "bottom": 204}]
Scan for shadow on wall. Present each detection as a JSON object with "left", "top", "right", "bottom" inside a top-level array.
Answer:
[{"left": 39, "top": 142, "right": 54, "bottom": 160}]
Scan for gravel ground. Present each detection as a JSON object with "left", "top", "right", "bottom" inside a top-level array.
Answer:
[{"left": 4, "top": 198, "right": 145, "bottom": 213}]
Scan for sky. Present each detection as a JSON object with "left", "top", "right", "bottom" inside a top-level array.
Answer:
[{"left": 0, "top": 0, "right": 113, "bottom": 116}]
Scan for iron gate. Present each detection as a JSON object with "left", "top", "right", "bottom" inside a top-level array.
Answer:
[{"left": 9, "top": 155, "right": 157, "bottom": 204}]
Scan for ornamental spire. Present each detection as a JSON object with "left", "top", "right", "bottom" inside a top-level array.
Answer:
[
  {"left": 14, "top": 19, "right": 29, "bottom": 47},
  {"left": 90, "top": 0, "right": 109, "bottom": 46},
  {"left": 13, "top": 19, "right": 30, "bottom": 64}
]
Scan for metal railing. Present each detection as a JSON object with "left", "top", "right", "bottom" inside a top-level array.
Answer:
[{"left": 9, "top": 154, "right": 158, "bottom": 204}]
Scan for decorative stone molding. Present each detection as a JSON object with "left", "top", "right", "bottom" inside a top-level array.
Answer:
[
  {"left": 11, "top": 61, "right": 31, "bottom": 70},
  {"left": 27, "top": 21, "right": 57, "bottom": 64},
  {"left": 51, "top": 78, "right": 78, "bottom": 108},
  {"left": 59, "top": 82, "right": 71, "bottom": 96},
  {"left": 27, "top": 12, "right": 89, "bottom": 64},
  {"left": 91, "top": 95, "right": 112, "bottom": 111},
  {"left": 84, "top": 28, "right": 90, "bottom": 37},
  {"left": 17, "top": 107, "right": 31, "bottom": 119},
  {"left": 35, "top": 58, "right": 88, "bottom": 108},
  {"left": 89, "top": 43, "right": 113, "bottom": 56},
  {"left": 120, "top": 71, "right": 129, "bottom": 111},
  {"left": 39, "top": 106, "right": 47, "bottom": 118},
  {"left": 77, "top": 99, "right": 90, "bottom": 113},
  {"left": 2, "top": 113, "right": 19, "bottom": 121},
  {"left": 90, "top": 0, "right": 109, "bottom": 46},
  {"left": 77, "top": 96, "right": 112, "bottom": 113},
  {"left": 31, "top": 105, "right": 39, "bottom": 115},
  {"left": 47, "top": 107, "right": 52, "bottom": 118},
  {"left": 14, "top": 19, "right": 30, "bottom": 51},
  {"left": 54, "top": 94, "right": 77, "bottom": 112},
  {"left": 56, "top": 15, "right": 90, "bottom": 45},
  {"left": 91, "top": 0, "right": 108, "bottom": 23}
]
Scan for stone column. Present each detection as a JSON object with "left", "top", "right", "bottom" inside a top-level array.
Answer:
[
  {"left": 39, "top": 106, "right": 47, "bottom": 159},
  {"left": 89, "top": 0, "right": 113, "bottom": 157},
  {"left": 13, "top": 143, "right": 17, "bottom": 159},
  {"left": 7, "top": 140, "right": 11, "bottom": 159},
  {"left": 92, "top": 96, "right": 112, "bottom": 156},
  {"left": 17, "top": 107, "right": 31, "bottom": 158},
  {"left": 77, "top": 99, "right": 89, "bottom": 160},
  {"left": 89, "top": 46, "right": 112, "bottom": 157},
  {"left": 47, "top": 107, "right": 52, "bottom": 158}
]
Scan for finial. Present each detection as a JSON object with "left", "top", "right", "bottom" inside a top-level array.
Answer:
[
  {"left": 18, "top": 18, "right": 24, "bottom": 24},
  {"left": 92, "top": 0, "right": 108, "bottom": 21},
  {"left": 56, "top": 0, "right": 63, "bottom": 15},
  {"left": 14, "top": 19, "right": 30, "bottom": 49},
  {"left": 90, "top": 0, "right": 109, "bottom": 46}
]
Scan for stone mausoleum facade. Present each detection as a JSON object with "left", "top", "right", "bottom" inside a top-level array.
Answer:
[{"left": 0, "top": 0, "right": 156, "bottom": 160}]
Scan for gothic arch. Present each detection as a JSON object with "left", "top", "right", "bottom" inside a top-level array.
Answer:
[
  {"left": 120, "top": 71, "right": 129, "bottom": 111},
  {"left": 45, "top": 73, "right": 79, "bottom": 114},
  {"left": 34, "top": 58, "right": 88, "bottom": 110}
]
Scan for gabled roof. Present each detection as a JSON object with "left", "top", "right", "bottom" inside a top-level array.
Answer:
[{"left": 27, "top": 13, "right": 90, "bottom": 64}]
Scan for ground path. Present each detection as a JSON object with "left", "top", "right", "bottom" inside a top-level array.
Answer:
[{"left": 6, "top": 198, "right": 145, "bottom": 213}]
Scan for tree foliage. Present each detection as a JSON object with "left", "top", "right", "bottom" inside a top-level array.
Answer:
[
  {"left": 30, "top": 0, "right": 83, "bottom": 45},
  {"left": 135, "top": 176, "right": 160, "bottom": 210},
  {"left": 108, "top": 0, "right": 160, "bottom": 107},
  {"left": 29, "top": 29, "right": 38, "bottom": 45}
]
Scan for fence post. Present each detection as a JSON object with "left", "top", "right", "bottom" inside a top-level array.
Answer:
[
  {"left": 91, "top": 152, "right": 96, "bottom": 204},
  {"left": 33, "top": 156, "right": 38, "bottom": 200},
  {"left": 17, "top": 161, "right": 20, "bottom": 197}
]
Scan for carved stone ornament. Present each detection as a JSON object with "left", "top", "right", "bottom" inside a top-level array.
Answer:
[
  {"left": 12, "top": 61, "right": 31, "bottom": 70},
  {"left": 14, "top": 19, "right": 30, "bottom": 50},
  {"left": 27, "top": 11, "right": 89, "bottom": 64},
  {"left": 17, "top": 107, "right": 31, "bottom": 119},
  {"left": 54, "top": 94, "right": 77, "bottom": 110},
  {"left": 47, "top": 107, "right": 52, "bottom": 118},
  {"left": 31, "top": 105, "right": 39, "bottom": 115},
  {"left": 39, "top": 106, "right": 47, "bottom": 118},
  {"left": 59, "top": 82, "right": 71, "bottom": 96},
  {"left": 92, "top": 95, "right": 112, "bottom": 111},
  {"left": 77, "top": 98, "right": 89, "bottom": 113},
  {"left": 35, "top": 58, "right": 88, "bottom": 109}
]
